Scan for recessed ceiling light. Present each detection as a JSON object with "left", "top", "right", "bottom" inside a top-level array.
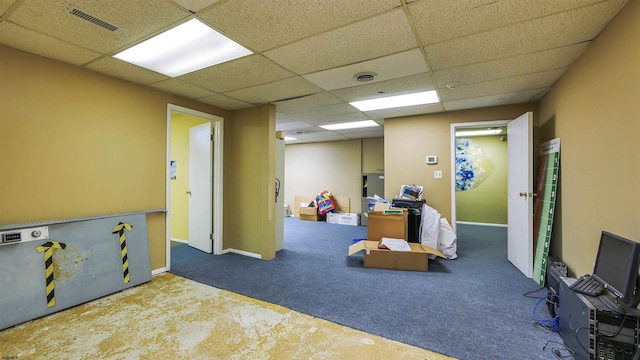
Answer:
[
  {"left": 113, "top": 19, "right": 252, "bottom": 77},
  {"left": 350, "top": 90, "right": 439, "bottom": 111},
  {"left": 456, "top": 129, "right": 503, "bottom": 137},
  {"left": 319, "top": 120, "right": 379, "bottom": 131}
]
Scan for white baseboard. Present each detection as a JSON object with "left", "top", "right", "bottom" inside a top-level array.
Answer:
[
  {"left": 170, "top": 238, "right": 188, "bottom": 243},
  {"left": 222, "top": 248, "right": 262, "bottom": 259},
  {"left": 456, "top": 221, "right": 507, "bottom": 228},
  {"left": 152, "top": 267, "right": 167, "bottom": 275}
]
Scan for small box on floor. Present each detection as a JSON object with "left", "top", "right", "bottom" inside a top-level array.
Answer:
[{"left": 326, "top": 212, "right": 360, "bottom": 226}]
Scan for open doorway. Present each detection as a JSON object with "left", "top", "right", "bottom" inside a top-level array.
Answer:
[
  {"left": 450, "top": 120, "right": 509, "bottom": 231},
  {"left": 166, "top": 104, "right": 224, "bottom": 271},
  {"left": 450, "top": 113, "right": 534, "bottom": 278}
]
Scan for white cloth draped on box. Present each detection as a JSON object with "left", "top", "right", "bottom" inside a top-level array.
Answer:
[{"left": 419, "top": 203, "right": 457, "bottom": 260}]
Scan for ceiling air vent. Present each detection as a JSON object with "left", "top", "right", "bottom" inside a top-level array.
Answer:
[
  {"left": 354, "top": 72, "right": 377, "bottom": 82},
  {"left": 69, "top": 7, "right": 119, "bottom": 31}
]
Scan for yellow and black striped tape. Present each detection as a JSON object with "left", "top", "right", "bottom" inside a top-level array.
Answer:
[
  {"left": 35, "top": 240, "right": 66, "bottom": 308},
  {"left": 112, "top": 222, "right": 133, "bottom": 283}
]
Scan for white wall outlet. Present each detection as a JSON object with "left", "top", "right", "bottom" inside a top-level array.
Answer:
[{"left": 434, "top": 170, "right": 443, "bottom": 179}]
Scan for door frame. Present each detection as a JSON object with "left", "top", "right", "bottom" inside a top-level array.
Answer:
[
  {"left": 449, "top": 120, "right": 509, "bottom": 232},
  {"left": 166, "top": 104, "right": 224, "bottom": 270}
]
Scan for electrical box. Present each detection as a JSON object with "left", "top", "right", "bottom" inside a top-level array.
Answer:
[
  {"left": 426, "top": 155, "right": 438, "bottom": 165},
  {"left": 0, "top": 226, "right": 49, "bottom": 246}
]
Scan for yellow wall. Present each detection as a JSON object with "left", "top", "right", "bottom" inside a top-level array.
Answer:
[
  {"left": 361, "top": 137, "right": 384, "bottom": 173},
  {"left": 455, "top": 135, "right": 508, "bottom": 224},
  {"left": 0, "top": 44, "right": 275, "bottom": 270},
  {"left": 384, "top": 103, "right": 537, "bottom": 222},
  {"left": 224, "top": 105, "right": 276, "bottom": 260},
  {"left": 169, "top": 114, "right": 210, "bottom": 240},
  {"left": 284, "top": 139, "right": 363, "bottom": 213},
  {"left": 538, "top": 0, "right": 640, "bottom": 276}
]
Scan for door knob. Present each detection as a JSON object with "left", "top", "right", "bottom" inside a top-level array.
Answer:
[
  {"left": 519, "top": 192, "right": 527, "bottom": 198},
  {"left": 186, "top": 190, "right": 192, "bottom": 196}
]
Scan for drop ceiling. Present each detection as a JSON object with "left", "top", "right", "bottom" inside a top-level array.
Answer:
[{"left": 0, "top": 0, "right": 628, "bottom": 144}]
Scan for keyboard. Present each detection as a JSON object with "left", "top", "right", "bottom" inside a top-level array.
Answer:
[{"left": 570, "top": 274, "right": 604, "bottom": 297}]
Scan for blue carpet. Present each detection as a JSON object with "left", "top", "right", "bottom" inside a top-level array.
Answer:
[{"left": 169, "top": 218, "right": 566, "bottom": 360}]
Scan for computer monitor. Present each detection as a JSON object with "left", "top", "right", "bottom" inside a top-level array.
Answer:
[{"left": 592, "top": 231, "right": 640, "bottom": 308}]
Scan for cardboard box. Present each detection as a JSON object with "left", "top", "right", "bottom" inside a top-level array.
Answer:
[
  {"left": 326, "top": 212, "right": 339, "bottom": 224},
  {"left": 327, "top": 212, "right": 360, "bottom": 226},
  {"left": 348, "top": 240, "right": 445, "bottom": 271},
  {"left": 299, "top": 207, "right": 324, "bottom": 221},
  {"left": 366, "top": 211, "right": 408, "bottom": 241}
]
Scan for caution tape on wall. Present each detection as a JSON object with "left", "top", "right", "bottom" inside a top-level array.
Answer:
[
  {"left": 112, "top": 222, "right": 133, "bottom": 284},
  {"left": 35, "top": 240, "right": 67, "bottom": 307}
]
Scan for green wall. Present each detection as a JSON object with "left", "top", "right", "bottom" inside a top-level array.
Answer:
[{"left": 455, "top": 135, "right": 508, "bottom": 224}]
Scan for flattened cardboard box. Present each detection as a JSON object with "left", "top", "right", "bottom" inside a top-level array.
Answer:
[
  {"left": 348, "top": 240, "right": 445, "bottom": 272},
  {"left": 367, "top": 211, "right": 408, "bottom": 241}
]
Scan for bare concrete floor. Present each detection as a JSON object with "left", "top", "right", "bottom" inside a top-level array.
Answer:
[{"left": 0, "top": 273, "right": 454, "bottom": 359}]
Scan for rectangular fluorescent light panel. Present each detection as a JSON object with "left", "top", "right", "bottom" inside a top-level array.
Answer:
[
  {"left": 284, "top": 136, "right": 297, "bottom": 141},
  {"left": 350, "top": 90, "right": 439, "bottom": 111},
  {"left": 456, "top": 129, "right": 503, "bottom": 137},
  {"left": 113, "top": 19, "right": 252, "bottom": 77},
  {"left": 319, "top": 120, "right": 379, "bottom": 131}
]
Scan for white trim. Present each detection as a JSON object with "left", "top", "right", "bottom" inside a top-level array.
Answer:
[
  {"left": 166, "top": 104, "right": 225, "bottom": 272},
  {"left": 152, "top": 267, "right": 167, "bottom": 275},
  {"left": 456, "top": 221, "right": 508, "bottom": 228},
  {"left": 450, "top": 120, "right": 509, "bottom": 233},
  {"left": 170, "top": 238, "right": 188, "bottom": 243},
  {"left": 222, "top": 248, "right": 263, "bottom": 259}
]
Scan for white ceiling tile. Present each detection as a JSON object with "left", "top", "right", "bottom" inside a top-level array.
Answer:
[
  {"left": 302, "top": 48, "right": 429, "bottom": 90},
  {"left": 198, "top": 0, "right": 400, "bottom": 52},
  {"left": 334, "top": 126, "right": 384, "bottom": 136},
  {"left": 0, "top": 21, "right": 102, "bottom": 65},
  {"left": 178, "top": 55, "right": 296, "bottom": 93},
  {"left": 275, "top": 121, "right": 315, "bottom": 132},
  {"left": 197, "top": 94, "right": 253, "bottom": 110},
  {"left": 302, "top": 113, "right": 372, "bottom": 127},
  {"left": 172, "top": 0, "right": 221, "bottom": 12},
  {"left": 8, "top": 0, "right": 189, "bottom": 54},
  {"left": 363, "top": 103, "right": 445, "bottom": 119},
  {"left": 426, "top": 1, "right": 625, "bottom": 70},
  {"left": 444, "top": 89, "right": 547, "bottom": 111},
  {"left": 331, "top": 73, "right": 435, "bottom": 102},
  {"left": 409, "top": 0, "right": 612, "bottom": 45},
  {"left": 290, "top": 131, "right": 349, "bottom": 142},
  {"left": 433, "top": 43, "right": 589, "bottom": 87},
  {"left": 150, "top": 78, "right": 215, "bottom": 98},
  {"left": 0, "top": 0, "right": 15, "bottom": 14},
  {"left": 281, "top": 103, "right": 360, "bottom": 122},
  {"left": 439, "top": 69, "right": 564, "bottom": 101},
  {"left": 264, "top": 9, "right": 417, "bottom": 74},
  {"left": 274, "top": 92, "right": 344, "bottom": 113},
  {"left": 223, "top": 77, "right": 323, "bottom": 104},
  {"left": 86, "top": 57, "right": 169, "bottom": 84}
]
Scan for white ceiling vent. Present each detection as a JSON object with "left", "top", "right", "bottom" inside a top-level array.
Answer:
[
  {"left": 69, "top": 7, "right": 119, "bottom": 31},
  {"left": 354, "top": 72, "right": 377, "bottom": 82}
]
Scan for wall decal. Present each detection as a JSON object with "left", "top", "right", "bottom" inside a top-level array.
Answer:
[{"left": 455, "top": 138, "right": 495, "bottom": 191}]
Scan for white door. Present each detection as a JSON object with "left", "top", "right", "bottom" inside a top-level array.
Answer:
[
  {"left": 507, "top": 112, "right": 533, "bottom": 278},
  {"left": 188, "top": 123, "right": 212, "bottom": 253}
]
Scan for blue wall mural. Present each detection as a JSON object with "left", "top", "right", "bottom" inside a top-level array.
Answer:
[{"left": 455, "top": 138, "right": 495, "bottom": 191}]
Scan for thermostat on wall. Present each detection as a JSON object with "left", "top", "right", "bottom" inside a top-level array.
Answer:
[{"left": 426, "top": 155, "right": 438, "bottom": 165}]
